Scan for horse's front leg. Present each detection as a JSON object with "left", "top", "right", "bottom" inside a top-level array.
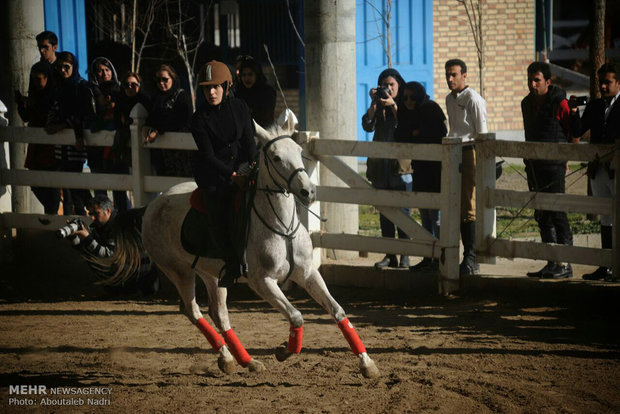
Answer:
[
  {"left": 247, "top": 275, "right": 305, "bottom": 362},
  {"left": 202, "top": 274, "right": 265, "bottom": 373},
  {"left": 301, "top": 268, "right": 380, "bottom": 379}
]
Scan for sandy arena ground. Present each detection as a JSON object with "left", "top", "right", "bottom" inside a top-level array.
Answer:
[
  {"left": 1, "top": 163, "right": 618, "bottom": 413},
  {"left": 0, "top": 281, "right": 619, "bottom": 413}
]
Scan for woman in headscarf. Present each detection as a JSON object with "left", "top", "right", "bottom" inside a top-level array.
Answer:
[
  {"left": 395, "top": 81, "right": 447, "bottom": 272},
  {"left": 233, "top": 56, "right": 276, "bottom": 128},
  {"left": 46, "top": 51, "right": 93, "bottom": 215},
  {"left": 362, "top": 68, "right": 412, "bottom": 269},
  {"left": 143, "top": 64, "right": 193, "bottom": 177},
  {"left": 191, "top": 60, "right": 257, "bottom": 288},
  {"left": 16, "top": 61, "right": 60, "bottom": 214}
]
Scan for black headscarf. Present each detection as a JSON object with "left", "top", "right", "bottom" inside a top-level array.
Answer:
[{"left": 377, "top": 68, "right": 406, "bottom": 105}]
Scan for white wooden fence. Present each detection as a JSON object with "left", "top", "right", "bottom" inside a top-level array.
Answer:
[
  {"left": 475, "top": 134, "right": 619, "bottom": 279},
  {"left": 1, "top": 106, "right": 618, "bottom": 292}
]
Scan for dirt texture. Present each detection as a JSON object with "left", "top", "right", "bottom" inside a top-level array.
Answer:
[{"left": 1, "top": 282, "right": 619, "bottom": 414}]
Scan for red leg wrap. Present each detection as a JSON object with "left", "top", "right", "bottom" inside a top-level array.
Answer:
[
  {"left": 287, "top": 325, "right": 304, "bottom": 354},
  {"left": 338, "top": 318, "right": 366, "bottom": 355},
  {"left": 196, "top": 318, "right": 225, "bottom": 351},
  {"left": 222, "top": 329, "right": 252, "bottom": 367}
]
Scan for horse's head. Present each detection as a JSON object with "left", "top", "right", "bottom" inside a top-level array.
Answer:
[{"left": 254, "top": 110, "right": 316, "bottom": 206}]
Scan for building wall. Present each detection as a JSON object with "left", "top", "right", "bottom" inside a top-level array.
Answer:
[{"left": 433, "top": 0, "right": 535, "bottom": 132}]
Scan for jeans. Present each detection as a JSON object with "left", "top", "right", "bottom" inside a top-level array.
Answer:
[{"left": 420, "top": 208, "right": 440, "bottom": 238}]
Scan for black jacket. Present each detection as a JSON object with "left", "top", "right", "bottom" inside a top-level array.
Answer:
[
  {"left": 570, "top": 96, "right": 620, "bottom": 145},
  {"left": 395, "top": 96, "right": 446, "bottom": 193},
  {"left": 521, "top": 85, "right": 569, "bottom": 167},
  {"left": 233, "top": 81, "right": 276, "bottom": 128},
  {"left": 191, "top": 98, "right": 257, "bottom": 191},
  {"left": 146, "top": 88, "right": 192, "bottom": 133}
]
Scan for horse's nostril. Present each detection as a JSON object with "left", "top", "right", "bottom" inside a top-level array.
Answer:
[{"left": 300, "top": 189, "right": 309, "bottom": 197}]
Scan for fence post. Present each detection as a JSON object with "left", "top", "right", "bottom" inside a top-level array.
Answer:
[
  {"left": 439, "top": 137, "right": 462, "bottom": 294},
  {"left": 613, "top": 138, "right": 620, "bottom": 280},
  {"left": 130, "top": 104, "right": 150, "bottom": 207},
  {"left": 475, "top": 133, "right": 497, "bottom": 264}
]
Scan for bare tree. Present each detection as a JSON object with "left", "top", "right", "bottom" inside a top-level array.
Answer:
[
  {"left": 88, "top": 0, "right": 163, "bottom": 73},
  {"left": 164, "top": 0, "right": 215, "bottom": 109},
  {"left": 367, "top": 0, "right": 394, "bottom": 68},
  {"left": 458, "top": 0, "right": 485, "bottom": 98},
  {"left": 589, "top": 0, "right": 605, "bottom": 99}
]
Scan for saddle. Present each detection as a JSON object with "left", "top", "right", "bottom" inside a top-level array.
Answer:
[{"left": 180, "top": 186, "right": 252, "bottom": 261}]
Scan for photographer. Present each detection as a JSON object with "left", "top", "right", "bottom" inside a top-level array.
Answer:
[
  {"left": 362, "top": 68, "right": 412, "bottom": 269},
  {"left": 569, "top": 63, "right": 619, "bottom": 281},
  {"left": 66, "top": 194, "right": 116, "bottom": 258}
]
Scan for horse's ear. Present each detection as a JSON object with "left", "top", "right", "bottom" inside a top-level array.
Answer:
[
  {"left": 276, "top": 109, "right": 298, "bottom": 134},
  {"left": 253, "top": 120, "right": 271, "bottom": 146}
]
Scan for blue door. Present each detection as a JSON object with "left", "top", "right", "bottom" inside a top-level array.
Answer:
[
  {"left": 356, "top": 0, "right": 434, "bottom": 142},
  {"left": 44, "top": 0, "right": 89, "bottom": 79}
]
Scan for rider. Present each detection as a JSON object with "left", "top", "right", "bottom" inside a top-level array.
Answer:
[{"left": 191, "top": 60, "right": 258, "bottom": 288}]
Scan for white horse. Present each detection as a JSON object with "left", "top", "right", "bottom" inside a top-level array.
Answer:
[{"left": 112, "top": 112, "right": 379, "bottom": 378}]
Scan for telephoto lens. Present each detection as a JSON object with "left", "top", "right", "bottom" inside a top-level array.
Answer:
[{"left": 56, "top": 219, "right": 83, "bottom": 238}]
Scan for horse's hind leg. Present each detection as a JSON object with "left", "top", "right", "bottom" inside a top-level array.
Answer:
[
  {"left": 162, "top": 266, "right": 235, "bottom": 374},
  {"left": 199, "top": 274, "right": 265, "bottom": 373},
  {"left": 300, "top": 268, "right": 380, "bottom": 379},
  {"left": 247, "top": 276, "right": 305, "bottom": 362}
]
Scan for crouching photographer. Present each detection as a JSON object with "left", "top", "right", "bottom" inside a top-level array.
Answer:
[{"left": 58, "top": 194, "right": 159, "bottom": 296}]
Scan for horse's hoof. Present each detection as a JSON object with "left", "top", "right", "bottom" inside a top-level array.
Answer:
[
  {"left": 217, "top": 353, "right": 235, "bottom": 375},
  {"left": 359, "top": 353, "right": 380, "bottom": 378},
  {"left": 247, "top": 358, "right": 265, "bottom": 372},
  {"left": 275, "top": 341, "right": 293, "bottom": 362}
]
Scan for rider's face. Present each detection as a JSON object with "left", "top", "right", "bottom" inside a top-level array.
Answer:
[{"left": 203, "top": 84, "right": 224, "bottom": 106}]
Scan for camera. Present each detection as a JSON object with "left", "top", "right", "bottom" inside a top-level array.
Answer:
[
  {"left": 375, "top": 86, "right": 391, "bottom": 100},
  {"left": 574, "top": 96, "right": 588, "bottom": 106},
  {"left": 56, "top": 218, "right": 85, "bottom": 238}
]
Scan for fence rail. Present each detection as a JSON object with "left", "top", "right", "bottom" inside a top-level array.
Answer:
[
  {"left": 2, "top": 117, "right": 618, "bottom": 292},
  {"left": 475, "top": 134, "right": 619, "bottom": 278}
]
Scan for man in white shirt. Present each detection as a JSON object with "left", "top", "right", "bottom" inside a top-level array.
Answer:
[{"left": 445, "top": 59, "right": 488, "bottom": 276}]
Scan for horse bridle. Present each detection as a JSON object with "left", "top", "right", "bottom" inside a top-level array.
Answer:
[{"left": 261, "top": 135, "right": 307, "bottom": 194}]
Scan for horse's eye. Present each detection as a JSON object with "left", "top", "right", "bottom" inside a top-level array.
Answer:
[{"left": 273, "top": 155, "right": 282, "bottom": 162}]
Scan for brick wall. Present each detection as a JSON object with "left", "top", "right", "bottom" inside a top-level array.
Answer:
[{"left": 433, "top": 0, "right": 535, "bottom": 132}]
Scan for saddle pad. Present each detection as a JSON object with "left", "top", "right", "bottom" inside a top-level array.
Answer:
[
  {"left": 189, "top": 188, "right": 209, "bottom": 214},
  {"left": 180, "top": 208, "right": 225, "bottom": 259}
]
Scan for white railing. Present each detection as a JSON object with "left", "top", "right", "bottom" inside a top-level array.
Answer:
[
  {"left": 475, "top": 134, "right": 619, "bottom": 279},
  {"left": 3, "top": 108, "right": 616, "bottom": 292}
]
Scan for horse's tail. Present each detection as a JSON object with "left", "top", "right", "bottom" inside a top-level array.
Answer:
[{"left": 84, "top": 206, "right": 150, "bottom": 287}]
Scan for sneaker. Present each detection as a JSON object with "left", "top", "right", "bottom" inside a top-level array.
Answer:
[
  {"left": 527, "top": 262, "right": 554, "bottom": 278},
  {"left": 399, "top": 255, "right": 410, "bottom": 268},
  {"left": 542, "top": 263, "right": 573, "bottom": 279},
  {"left": 582, "top": 267, "right": 612, "bottom": 281},
  {"left": 459, "top": 256, "right": 479, "bottom": 276},
  {"left": 375, "top": 255, "right": 398, "bottom": 269}
]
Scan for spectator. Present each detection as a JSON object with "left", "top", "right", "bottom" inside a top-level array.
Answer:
[
  {"left": 87, "top": 57, "right": 125, "bottom": 209},
  {"left": 46, "top": 51, "right": 94, "bottom": 215},
  {"left": 191, "top": 60, "right": 257, "bottom": 287},
  {"left": 66, "top": 194, "right": 158, "bottom": 296},
  {"left": 445, "top": 59, "right": 487, "bottom": 276},
  {"left": 396, "top": 81, "right": 447, "bottom": 272},
  {"left": 569, "top": 63, "right": 619, "bottom": 281},
  {"left": 143, "top": 64, "right": 193, "bottom": 177},
  {"left": 233, "top": 56, "right": 276, "bottom": 127},
  {"left": 15, "top": 61, "right": 60, "bottom": 214},
  {"left": 35, "top": 31, "right": 58, "bottom": 66},
  {"left": 112, "top": 72, "right": 151, "bottom": 211},
  {"left": 521, "top": 61, "right": 574, "bottom": 279},
  {"left": 362, "top": 68, "right": 412, "bottom": 269},
  {"left": 87, "top": 57, "right": 120, "bottom": 193}
]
